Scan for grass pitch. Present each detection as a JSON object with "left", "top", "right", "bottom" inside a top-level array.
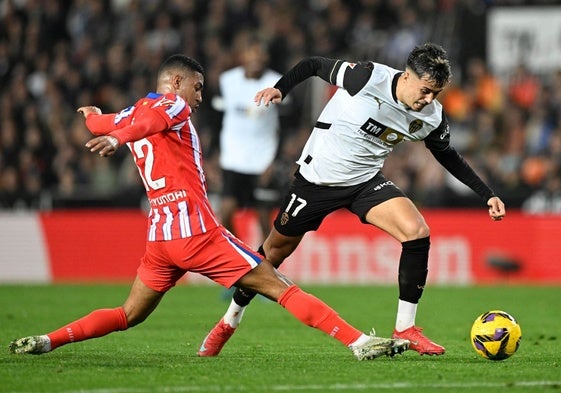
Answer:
[{"left": 1, "top": 284, "right": 559, "bottom": 393}]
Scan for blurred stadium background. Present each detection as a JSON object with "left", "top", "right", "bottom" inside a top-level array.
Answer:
[{"left": 0, "top": 0, "right": 560, "bottom": 285}]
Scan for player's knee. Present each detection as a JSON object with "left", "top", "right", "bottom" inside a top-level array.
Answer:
[
  {"left": 263, "top": 240, "right": 299, "bottom": 267},
  {"left": 236, "top": 262, "right": 288, "bottom": 301},
  {"left": 416, "top": 223, "right": 430, "bottom": 239},
  {"left": 264, "top": 247, "right": 285, "bottom": 267},
  {"left": 402, "top": 220, "right": 430, "bottom": 241}
]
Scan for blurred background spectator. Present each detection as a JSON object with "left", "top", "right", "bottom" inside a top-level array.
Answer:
[
  {"left": 0, "top": 0, "right": 560, "bottom": 214},
  {"left": 213, "top": 31, "right": 288, "bottom": 244}
]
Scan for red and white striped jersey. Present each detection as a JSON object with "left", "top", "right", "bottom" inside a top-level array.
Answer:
[{"left": 86, "top": 92, "right": 219, "bottom": 241}]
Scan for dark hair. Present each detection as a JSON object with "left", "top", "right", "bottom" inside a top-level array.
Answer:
[
  {"left": 245, "top": 32, "right": 268, "bottom": 49},
  {"left": 406, "top": 43, "right": 451, "bottom": 88},
  {"left": 159, "top": 54, "right": 205, "bottom": 77}
]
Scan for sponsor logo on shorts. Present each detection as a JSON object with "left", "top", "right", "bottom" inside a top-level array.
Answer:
[{"left": 372, "top": 180, "right": 394, "bottom": 191}]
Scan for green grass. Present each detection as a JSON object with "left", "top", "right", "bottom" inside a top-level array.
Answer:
[{"left": 1, "top": 284, "right": 560, "bottom": 393}]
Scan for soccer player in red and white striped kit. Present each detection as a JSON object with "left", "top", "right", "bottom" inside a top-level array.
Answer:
[{"left": 9, "top": 54, "right": 409, "bottom": 361}]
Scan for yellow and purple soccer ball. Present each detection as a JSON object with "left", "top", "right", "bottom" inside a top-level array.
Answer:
[{"left": 470, "top": 310, "right": 522, "bottom": 360}]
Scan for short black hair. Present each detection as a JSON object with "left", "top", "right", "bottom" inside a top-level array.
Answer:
[
  {"left": 406, "top": 43, "right": 451, "bottom": 88},
  {"left": 245, "top": 32, "right": 268, "bottom": 49},
  {"left": 159, "top": 54, "right": 205, "bottom": 77}
]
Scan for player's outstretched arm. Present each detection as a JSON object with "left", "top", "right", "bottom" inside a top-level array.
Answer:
[
  {"left": 487, "top": 196, "right": 506, "bottom": 221},
  {"left": 78, "top": 105, "right": 119, "bottom": 157},
  {"left": 77, "top": 106, "right": 118, "bottom": 136}
]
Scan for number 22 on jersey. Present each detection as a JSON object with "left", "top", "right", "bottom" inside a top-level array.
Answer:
[{"left": 130, "top": 139, "right": 166, "bottom": 191}]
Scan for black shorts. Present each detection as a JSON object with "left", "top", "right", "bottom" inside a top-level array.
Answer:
[
  {"left": 221, "top": 169, "right": 260, "bottom": 208},
  {"left": 273, "top": 171, "right": 406, "bottom": 236}
]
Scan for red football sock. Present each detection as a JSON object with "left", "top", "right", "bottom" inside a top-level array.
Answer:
[
  {"left": 278, "top": 285, "right": 362, "bottom": 346},
  {"left": 47, "top": 307, "right": 128, "bottom": 350}
]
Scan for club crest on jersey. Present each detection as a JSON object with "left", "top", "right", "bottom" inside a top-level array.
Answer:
[{"left": 409, "top": 119, "right": 423, "bottom": 134}]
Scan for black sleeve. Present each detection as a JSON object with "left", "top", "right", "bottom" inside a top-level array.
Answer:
[
  {"left": 274, "top": 57, "right": 373, "bottom": 98},
  {"left": 343, "top": 61, "right": 375, "bottom": 96},
  {"left": 430, "top": 146, "right": 496, "bottom": 202},
  {"left": 426, "top": 110, "right": 495, "bottom": 202},
  {"left": 423, "top": 110, "right": 451, "bottom": 151}
]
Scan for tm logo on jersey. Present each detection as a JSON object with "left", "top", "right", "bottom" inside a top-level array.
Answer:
[
  {"left": 360, "top": 117, "right": 387, "bottom": 137},
  {"left": 360, "top": 118, "right": 403, "bottom": 145}
]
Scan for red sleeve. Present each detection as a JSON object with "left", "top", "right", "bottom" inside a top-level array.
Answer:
[
  {"left": 85, "top": 113, "right": 118, "bottom": 136},
  {"left": 108, "top": 110, "right": 169, "bottom": 145}
]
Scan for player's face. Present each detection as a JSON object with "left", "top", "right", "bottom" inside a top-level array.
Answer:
[
  {"left": 242, "top": 44, "right": 268, "bottom": 78},
  {"left": 400, "top": 69, "right": 444, "bottom": 112},
  {"left": 178, "top": 71, "right": 204, "bottom": 112}
]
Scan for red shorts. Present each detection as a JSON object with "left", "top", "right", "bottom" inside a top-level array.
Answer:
[{"left": 137, "top": 226, "right": 263, "bottom": 292}]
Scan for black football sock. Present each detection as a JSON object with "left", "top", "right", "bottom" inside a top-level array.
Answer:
[
  {"left": 233, "top": 287, "right": 258, "bottom": 307},
  {"left": 398, "top": 236, "right": 430, "bottom": 303},
  {"left": 232, "top": 244, "right": 266, "bottom": 307}
]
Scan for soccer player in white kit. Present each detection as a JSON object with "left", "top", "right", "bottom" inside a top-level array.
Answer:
[
  {"left": 217, "top": 34, "right": 282, "bottom": 241},
  {"left": 198, "top": 43, "right": 506, "bottom": 357}
]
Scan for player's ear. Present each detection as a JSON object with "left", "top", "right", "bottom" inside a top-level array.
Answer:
[
  {"left": 172, "top": 74, "right": 183, "bottom": 89},
  {"left": 402, "top": 69, "right": 410, "bottom": 81}
]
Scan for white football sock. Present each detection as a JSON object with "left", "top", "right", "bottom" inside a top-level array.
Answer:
[
  {"left": 39, "top": 335, "right": 52, "bottom": 352},
  {"left": 223, "top": 299, "right": 246, "bottom": 328},
  {"left": 395, "top": 300, "right": 417, "bottom": 332},
  {"left": 348, "top": 334, "right": 371, "bottom": 349}
]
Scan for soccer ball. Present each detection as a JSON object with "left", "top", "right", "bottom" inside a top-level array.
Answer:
[{"left": 470, "top": 310, "right": 522, "bottom": 361}]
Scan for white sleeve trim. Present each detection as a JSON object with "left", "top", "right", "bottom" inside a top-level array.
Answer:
[{"left": 335, "top": 61, "right": 350, "bottom": 87}]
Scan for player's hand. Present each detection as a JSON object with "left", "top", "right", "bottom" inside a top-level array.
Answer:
[
  {"left": 487, "top": 196, "right": 505, "bottom": 221},
  {"left": 77, "top": 106, "right": 102, "bottom": 118},
  {"left": 255, "top": 87, "right": 282, "bottom": 107},
  {"left": 85, "top": 135, "right": 119, "bottom": 157}
]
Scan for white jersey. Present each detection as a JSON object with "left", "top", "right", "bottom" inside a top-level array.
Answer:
[
  {"left": 218, "top": 66, "right": 282, "bottom": 174},
  {"left": 297, "top": 62, "right": 447, "bottom": 186}
]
